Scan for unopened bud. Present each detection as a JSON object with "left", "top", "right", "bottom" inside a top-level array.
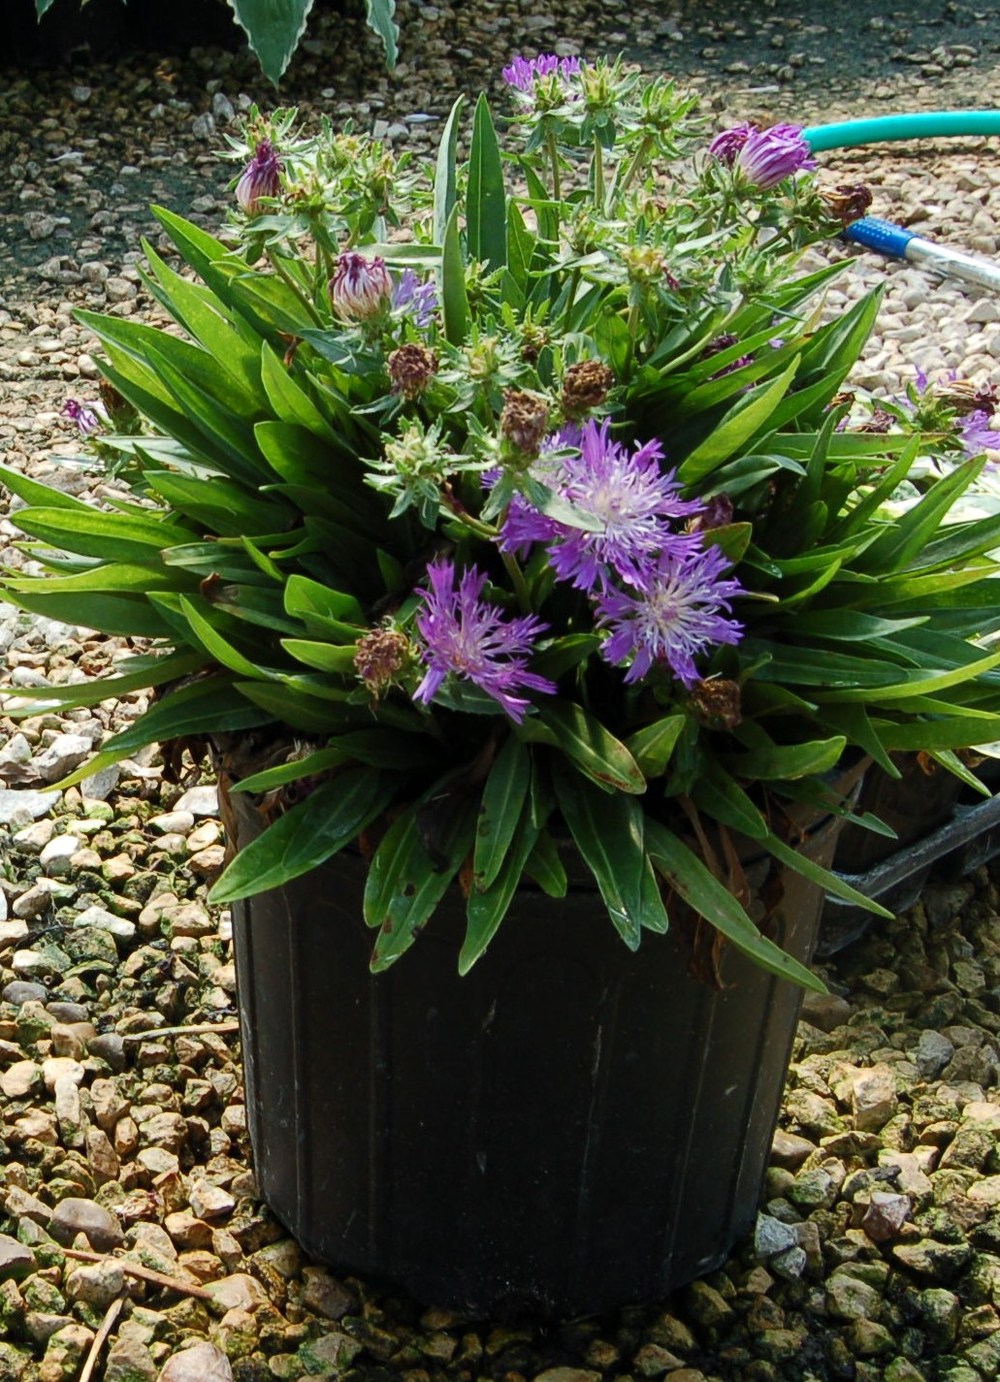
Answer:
[
  {"left": 330, "top": 252, "right": 393, "bottom": 322},
  {"left": 235, "top": 138, "right": 283, "bottom": 214}
]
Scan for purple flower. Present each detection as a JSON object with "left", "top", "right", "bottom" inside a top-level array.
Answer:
[
  {"left": 61, "top": 399, "right": 100, "bottom": 436},
  {"left": 710, "top": 122, "right": 815, "bottom": 189},
  {"left": 235, "top": 138, "right": 283, "bottom": 214},
  {"left": 500, "top": 419, "right": 703, "bottom": 593},
  {"left": 501, "top": 53, "right": 582, "bottom": 91},
  {"left": 413, "top": 560, "right": 557, "bottom": 722},
  {"left": 960, "top": 410, "right": 996, "bottom": 457},
  {"left": 595, "top": 541, "right": 744, "bottom": 688},
  {"left": 330, "top": 252, "right": 393, "bottom": 322},
  {"left": 707, "top": 123, "right": 753, "bottom": 166},
  {"left": 392, "top": 268, "right": 438, "bottom": 328}
]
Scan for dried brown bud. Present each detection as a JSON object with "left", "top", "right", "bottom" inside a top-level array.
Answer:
[
  {"left": 354, "top": 627, "right": 411, "bottom": 696},
  {"left": 858, "top": 408, "right": 894, "bottom": 435},
  {"left": 688, "top": 494, "right": 734, "bottom": 533},
  {"left": 500, "top": 389, "right": 550, "bottom": 456},
  {"left": 820, "top": 183, "right": 873, "bottom": 227},
  {"left": 688, "top": 678, "right": 742, "bottom": 731},
  {"left": 98, "top": 378, "right": 139, "bottom": 428},
  {"left": 388, "top": 343, "right": 438, "bottom": 400},
  {"left": 561, "top": 359, "right": 615, "bottom": 417},
  {"left": 939, "top": 379, "right": 998, "bottom": 417}
]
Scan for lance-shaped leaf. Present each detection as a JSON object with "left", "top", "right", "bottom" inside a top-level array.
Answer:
[
  {"left": 474, "top": 735, "right": 531, "bottom": 891},
  {"left": 466, "top": 94, "right": 507, "bottom": 273},
  {"left": 210, "top": 770, "right": 395, "bottom": 903},
  {"left": 644, "top": 820, "right": 827, "bottom": 993}
]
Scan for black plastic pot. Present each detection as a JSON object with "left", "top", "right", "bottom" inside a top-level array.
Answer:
[{"left": 229, "top": 790, "right": 846, "bottom": 1316}]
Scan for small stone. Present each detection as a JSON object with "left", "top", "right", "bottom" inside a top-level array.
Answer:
[
  {"left": 534, "top": 1370, "right": 600, "bottom": 1382},
  {"left": 173, "top": 785, "right": 219, "bottom": 816},
  {"left": 104, "top": 1337, "right": 159, "bottom": 1382},
  {"left": 825, "top": 1271, "right": 883, "bottom": 1321},
  {"left": 800, "top": 993, "right": 852, "bottom": 1032},
  {"left": 849, "top": 1066, "right": 899, "bottom": 1131},
  {"left": 682, "top": 1280, "right": 734, "bottom": 1329},
  {"left": 157, "top": 1341, "right": 233, "bottom": 1382},
  {"left": 204, "top": 1273, "right": 269, "bottom": 1314},
  {"left": 0, "top": 1061, "right": 41, "bottom": 1098},
  {"left": 0, "top": 1235, "right": 36, "bottom": 1281},
  {"left": 188, "top": 1183, "right": 235, "bottom": 1220},
  {"left": 41, "top": 1057, "right": 85, "bottom": 1093},
  {"left": 64, "top": 1260, "right": 125, "bottom": 1310},
  {"left": 299, "top": 1266, "right": 358, "bottom": 1321},
  {"left": 48, "top": 1198, "right": 125, "bottom": 1252},
  {"left": 862, "top": 1191, "right": 911, "bottom": 1242},
  {"left": 0, "top": 790, "right": 59, "bottom": 825},
  {"left": 891, "top": 1239, "right": 972, "bottom": 1282},
  {"left": 72, "top": 906, "right": 136, "bottom": 943}
]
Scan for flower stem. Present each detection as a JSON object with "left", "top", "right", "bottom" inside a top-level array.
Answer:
[
  {"left": 593, "top": 136, "right": 605, "bottom": 214},
  {"left": 547, "top": 128, "right": 562, "bottom": 203},
  {"left": 619, "top": 135, "right": 653, "bottom": 195},
  {"left": 266, "top": 250, "right": 323, "bottom": 326},
  {"left": 500, "top": 548, "right": 532, "bottom": 614},
  {"left": 622, "top": 300, "right": 640, "bottom": 380}
]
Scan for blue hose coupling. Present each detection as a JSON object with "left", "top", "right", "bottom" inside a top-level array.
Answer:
[{"left": 843, "top": 217, "right": 916, "bottom": 258}]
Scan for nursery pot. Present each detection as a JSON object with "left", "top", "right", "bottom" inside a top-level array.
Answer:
[{"left": 228, "top": 786, "right": 847, "bottom": 1317}]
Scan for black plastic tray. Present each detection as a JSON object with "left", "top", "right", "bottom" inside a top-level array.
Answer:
[{"left": 818, "top": 789, "right": 1000, "bottom": 957}]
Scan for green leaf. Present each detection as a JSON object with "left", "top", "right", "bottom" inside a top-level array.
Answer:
[
  {"left": 526, "top": 700, "right": 646, "bottom": 794},
  {"left": 233, "top": 678, "right": 353, "bottom": 733},
  {"left": 175, "top": 596, "right": 274, "bottom": 679},
  {"left": 552, "top": 762, "right": 663, "bottom": 949},
  {"left": 871, "top": 713, "right": 1000, "bottom": 753},
  {"left": 725, "top": 735, "right": 847, "bottom": 782},
  {"left": 761, "top": 830, "right": 892, "bottom": 918},
  {"left": 690, "top": 766, "right": 769, "bottom": 840},
  {"left": 12, "top": 507, "right": 192, "bottom": 563},
  {"left": 143, "top": 470, "right": 296, "bottom": 537},
  {"left": 460, "top": 811, "right": 539, "bottom": 974},
  {"left": 441, "top": 204, "right": 471, "bottom": 347},
  {"left": 624, "top": 716, "right": 686, "bottom": 778},
  {"left": 365, "top": 798, "right": 477, "bottom": 971},
  {"left": 54, "top": 678, "right": 276, "bottom": 789},
  {"left": 644, "top": 821, "right": 826, "bottom": 992},
  {"left": 434, "top": 95, "right": 466, "bottom": 248},
  {"left": 523, "top": 830, "right": 568, "bottom": 897},
  {"left": 1, "top": 650, "right": 206, "bottom": 714},
  {"left": 677, "top": 358, "right": 799, "bottom": 483},
  {"left": 210, "top": 771, "right": 394, "bottom": 903},
  {"left": 364, "top": 0, "right": 398, "bottom": 66},
  {"left": 260, "top": 343, "right": 339, "bottom": 441},
  {"left": 283, "top": 574, "right": 365, "bottom": 635},
  {"left": 228, "top": 0, "right": 316, "bottom": 85},
  {"left": 280, "top": 639, "right": 357, "bottom": 674},
  {"left": 0, "top": 462, "right": 93, "bottom": 513},
  {"left": 0, "top": 586, "right": 174, "bottom": 639},
  {"left": 474, "top": 735, "right": 531, "bottom": 891},
  {"left": 466, "top": 94, "right": 507, "bottom": 273}
]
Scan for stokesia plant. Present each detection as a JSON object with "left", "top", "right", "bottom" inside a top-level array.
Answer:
[{"left": 6, "top": 57, "right": 1000, "bottom": 988}]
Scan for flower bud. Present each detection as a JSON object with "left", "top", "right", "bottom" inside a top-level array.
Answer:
[
  {"left": 500, "top": 390, "right": 550, "bottom": 457},
  {"left": 61, "top": 399, "right": 100, "bottom": 436},
  {"left": 388, "top": 343, "right": 439, "bottom": 400},
  {"left": 561, "top": 360, "right": 614, "bottom": 417},
  {"left": 235, "top": 138, "right": 283, "bottom": 215},
  {"left": 98, "top": 379, "right": 140, "bottom": 429},
  {"left": 330, "top": 252, "right": 393, "bottom": 322}
]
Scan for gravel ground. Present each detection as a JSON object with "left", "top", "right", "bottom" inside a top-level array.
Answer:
[{"left": 2, "top": 3, "right": 1000, "bottom": 1381}]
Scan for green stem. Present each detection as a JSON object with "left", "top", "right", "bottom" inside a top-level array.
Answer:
[
  {"left": 562, "top": 266, "right": 581, "bottom": 333},
  {"left": 441, "top": 486, "right": 500, "bottom": 542},
  {"left": 622, "top": 300, "right": 640, "bottom": 381},
  {"left": 593, "top": 136, "right": 605, "bottom": 215},
  {"left": 619, "top": 134, "right": 653, "bottom": 195},
  {"left": 500, "top": 548, "right": 532, "bottom": 614},
  {"left": 265, "top": 250, "right": 323, "bottom": 326},
  {"left": 546, "top": 128, "right": 562, "bottom": 203}
]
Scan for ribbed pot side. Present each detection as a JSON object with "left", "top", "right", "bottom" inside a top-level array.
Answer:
[{"left": 229, "top": 794, "right": 843, "bottom": 1316}]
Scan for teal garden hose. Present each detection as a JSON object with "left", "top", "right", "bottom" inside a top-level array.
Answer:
[{"left": 801, "top": 110, "right": 1000, "bottom": 292}]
